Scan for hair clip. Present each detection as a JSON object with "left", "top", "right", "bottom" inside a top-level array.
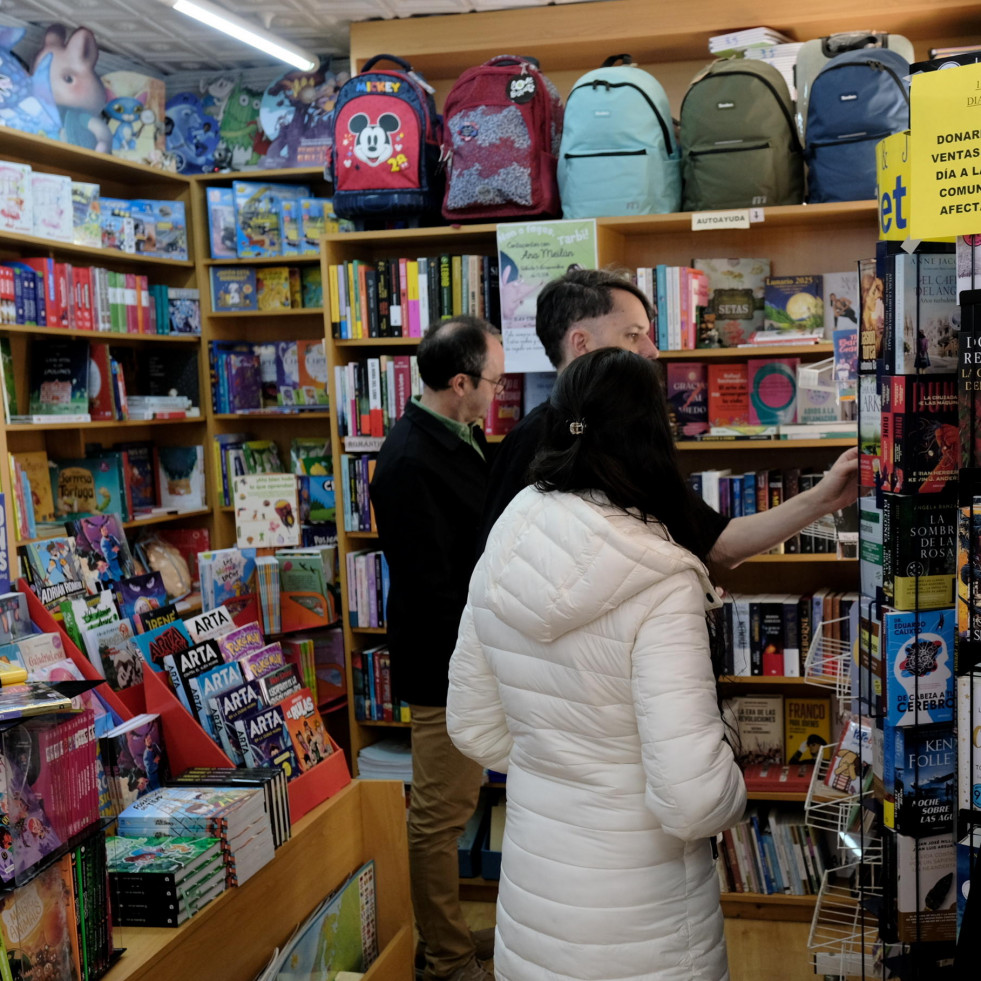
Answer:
[{"left": 569, "top": 420, "right": 586, "bottom": 436}]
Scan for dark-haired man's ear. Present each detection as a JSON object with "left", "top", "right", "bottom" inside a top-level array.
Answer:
[
  {"left": 568, "top": 327, "right": 591, "bottom": 358},
  {"left": 449, "top": 373, "right": 471, "bottom": 398}
]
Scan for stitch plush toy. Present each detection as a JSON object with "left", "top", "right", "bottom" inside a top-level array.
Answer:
[{"left": 32, "top": 24, "right": 112, "bottom": 153}]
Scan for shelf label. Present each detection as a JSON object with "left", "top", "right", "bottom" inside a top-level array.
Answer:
[
  {"left": 691, "top": 209, "right": 751, "bottom": 231},
  {"left": 344, "top": 436, "right": 385, "bottom": 452}
]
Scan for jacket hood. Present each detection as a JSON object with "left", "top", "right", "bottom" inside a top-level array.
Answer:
[{"left": 478, "top": 487, "right": 719, "bottom": 644}]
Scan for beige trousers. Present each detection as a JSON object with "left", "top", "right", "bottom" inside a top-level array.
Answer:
[{"left": 408, "top": 704, "right": 484, "bottom": 978}]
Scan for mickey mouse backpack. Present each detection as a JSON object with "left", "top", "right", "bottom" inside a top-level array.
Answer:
[
  {"left": 328, "top": 54, "right": 444, "bottom": 220},
  {"left": 441, "top": 55, "right": 564, "bottom": 221}
]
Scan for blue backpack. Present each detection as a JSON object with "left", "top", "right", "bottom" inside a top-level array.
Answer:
[
  {"left": 804, "top": 48, "right": 910, "bottom": 203},
  {"left": 558, "top": 55, "right": 680, "bottom": 218}
]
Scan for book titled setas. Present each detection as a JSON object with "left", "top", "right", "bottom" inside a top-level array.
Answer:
[{"left": 692, "top": 257, "right": 769, "bottom": 347}]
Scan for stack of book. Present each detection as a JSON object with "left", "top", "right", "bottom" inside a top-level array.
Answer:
[
  {"left": 106, "top": 834, "right": 225, "bottom": 927},
  {"left": 116, "top": 783, "right": 275, "bottom": 886}
]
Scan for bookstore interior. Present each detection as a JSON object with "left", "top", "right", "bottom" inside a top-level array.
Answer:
[{"left": 0, "top": 0, "right": 979, "bottom": 979}]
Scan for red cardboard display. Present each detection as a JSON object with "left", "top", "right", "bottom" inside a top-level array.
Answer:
[{"left": 19, "top": 579, "right": 351, "bottom": 824}]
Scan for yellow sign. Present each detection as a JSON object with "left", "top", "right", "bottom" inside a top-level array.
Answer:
[
  {"left": 910, "top": 62, "right": 981, "bottom": 240},
  {"left": 876, "top": 131, "right": 912, "bottom": 241}
]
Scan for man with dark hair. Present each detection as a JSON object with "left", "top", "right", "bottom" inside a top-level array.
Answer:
[
  {"left": 370, "top": 316, "right": 504, "bottom": 981},
  {"left": 481, "top": 266, "right": 858, "bottom": 563}
]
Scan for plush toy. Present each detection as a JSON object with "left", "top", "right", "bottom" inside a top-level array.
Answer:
[
  {"left": 165, "top": 91, "right": 219, "bottom": 174},
  {"left": 32, "top": 24, "right": 112, "bottom": 153},
  {"left": 135, "top": 534, "right": 192, "bottom": 601},
  {"left": 0, "top": 28, "right": 61, "bottom": 139}
]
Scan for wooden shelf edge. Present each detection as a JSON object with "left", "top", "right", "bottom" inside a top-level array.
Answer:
[
  {"left": 6, "top": 417, "right": 204, "bottom": 432},
  {"left": 677, "top": 438, "right": 855, "bottom": 451},
  {"left": 207, "top": 308, "right": 324, "bottom": 318},
  {"left": 658, "top": 343, "right": 833, "bottom": 360},
  {"left": 721, "top": 893, "right": 816, "bottom": 922},
  {"left": 204, "top": 255, "right": 320, "bottom": 267},
  {"left": 193, "top": 166, "right": 329, "bottom": 185},
  {"left": 0, "top": 324, "right": 199, "bottom": 343}
]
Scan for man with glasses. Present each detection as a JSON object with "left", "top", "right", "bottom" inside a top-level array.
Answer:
[
  {"left": 481, "top": 267, "right": 857, "bottom": 565},
  {"left": 370, "top": 316, "right": 504, "bottom": 981}
]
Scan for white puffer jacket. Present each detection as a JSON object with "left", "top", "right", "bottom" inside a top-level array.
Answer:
[{"left": 447, "top": 487, "right": 746, "bottom": 981}]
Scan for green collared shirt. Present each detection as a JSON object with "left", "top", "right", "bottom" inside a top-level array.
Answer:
[{"left": 412, "top": 395, "right": 485, "bottom": 460}]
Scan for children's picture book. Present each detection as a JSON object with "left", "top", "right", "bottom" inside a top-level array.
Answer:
[
  {"left": 168, "top": 287, "right": 202, "bottom": 334},
  {"left": 206, "top": 186, "right": 237, "bottom": 259},
  {"left": 28, "top": 338, "right": 89, "bottom": 415},
  {"left": 210, "top": 267, "right": 257, "bottom": 312},
  {"left": 275, "top": 860, "right": 378, "bottom": 977},
  {"left": 83, "top": 617, "right": 144, "bottom": 689},
  {"left": 100, "top": 197, "right": 136, "bottom": 253},
  {"left": 31, "top": 171, "right": 73, "bottom": 242},
  {"left": 237, "top": 641, "right": 286, "bottom": 683},
  {"left": 51, "top": 452, "right": 129, "bottom": 520},
  {"left": 114, "top": 572, "right": 167, "bottom": 619},
  {"left": 256, "top": 266, "right": 292, "bottom": 310},
  {"left": 11, "top": 450, "right": 55, "bottom": 523},
  {"left": 71, "top": 180, "right": 102, "bottom": 248},
  {"left": 258, "top": 663, "right": 304, "bottom": 706},
  {"left": 157, "top": 445, "right": 205, "bottom": 509},
  {"left": 233, "top": 473, "right": 300, "bottom": 549},
  {"left": 100, "top": 713, "right": 168, "bottom": 815},
  {"left": 0, "top": 592, "right": 31, "bottom": 647},
  {"left": 692, "top": 257, "right": 770, "bottom": 347},
  {"left": 832, "top": 326, "right": 858, "bottom": 401},
  {"left": 0, "top": 160, "right": 33, "bottom": 235},
  {"left": 200, "top": 548, "right": 258, "bottom": 614},
  {"left": 280, "top": 688, "right": 333, "bottom": 772},
  {"left": 68, "top": 513, "right": 136, "bottom": 591},
  {"left": 19, "top": 537, "right": 86, "bottom": 608},
  {"left": 296, "top": 339, "right": 329, "bottom": 406},
  {"left": 301, "top": 266, "right": 323, "bottom": 307}
]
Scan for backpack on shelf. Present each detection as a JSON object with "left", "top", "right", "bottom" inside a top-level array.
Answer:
[
  {"left": 794, "top": 32, "right": 914, "bottom": 140},
  {"left": 803, "top": 47, "right": 910, "bottom": 204},
  {"left": 679, "top": 59, "right": 804, "bottom": 212},
  {"left": 327, "top": 54, "right": 444, "bottom": 221},
  {"left": 441, "top": 55, "right": 564, "bottom": 221},
  {"left": 557, "top": 54, "right": 681, "bottom": 218}
]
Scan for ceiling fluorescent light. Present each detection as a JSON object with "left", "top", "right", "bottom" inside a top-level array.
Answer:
[{"left": 170, "top": 0, "right": 318, "bottom": 71}]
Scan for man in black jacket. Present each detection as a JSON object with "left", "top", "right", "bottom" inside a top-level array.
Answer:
[
  {"left": 481, "top": 267, "right": 858, "bottom": 564},
  {"left": 370, "top": 316, "right": 504, "bottom": 981}
]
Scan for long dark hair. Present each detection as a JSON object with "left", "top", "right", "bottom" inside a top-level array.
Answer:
[{"left": 529, "top": 347, "right": 701, "bottom": 553}]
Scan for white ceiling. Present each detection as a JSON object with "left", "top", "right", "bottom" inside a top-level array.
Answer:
[{"left": 0, "top": 0, "right": 587, "bottom": 75}]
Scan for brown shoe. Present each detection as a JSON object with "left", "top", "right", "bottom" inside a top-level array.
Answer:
[
  {"left": 424, "top": 957, "right": 493, "bottom": 981},
  {"left": 416, "top": 929, "right": 495, "bottom": 973}
]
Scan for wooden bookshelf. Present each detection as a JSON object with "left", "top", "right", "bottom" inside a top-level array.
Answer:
[{"left": 105, "top": 780, "right": 413, "bottom": 981}]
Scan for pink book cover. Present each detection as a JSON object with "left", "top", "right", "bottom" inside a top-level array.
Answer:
[{"left": 747, "top": 358, "right": 800, "bottom": 425}]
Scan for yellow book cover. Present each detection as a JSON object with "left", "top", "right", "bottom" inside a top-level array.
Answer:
[
  {"left": 13, "top": 449, "right": 55, "bottom": 522},
  {"left": 451, "top": 254, "right": 463, "bottom": 316},
  {"left": 256, "top": 266, "right": 291, "bottom": 310},
  {"left": 328, "top": 264, "right": 341, "bottom": 333},
  {"left": 784, "top": 696, "right": 832, "bottom": 765}
]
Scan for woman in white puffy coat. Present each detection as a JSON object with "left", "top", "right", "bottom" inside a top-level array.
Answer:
[{"left": 447, "top": 348, "right": 746, "bottom": 981}]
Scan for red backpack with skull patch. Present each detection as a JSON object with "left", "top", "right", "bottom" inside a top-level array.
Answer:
[
  {"left": 328, "top": 54, "right": 444, "bottom": 221},
  {"left": 441, "top": 55, "right": 564, "bottom": 221}
]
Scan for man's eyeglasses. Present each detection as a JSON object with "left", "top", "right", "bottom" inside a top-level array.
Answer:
[{"left": 468, "top": 374, "right": 507, "bottom": 395}]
